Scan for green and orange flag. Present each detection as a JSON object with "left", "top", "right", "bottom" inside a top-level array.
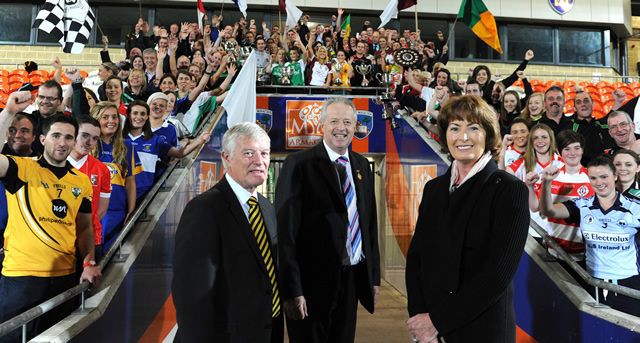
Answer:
[{"left": 458, "top": 0, "right": 502, "bottom": 54}]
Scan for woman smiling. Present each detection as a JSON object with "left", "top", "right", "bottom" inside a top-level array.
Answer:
[{"left": 406, "top": 96, "right": 529, "bottom": 343}]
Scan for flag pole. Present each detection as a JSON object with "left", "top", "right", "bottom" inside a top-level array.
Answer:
[
  {"left": 220, "top": 0, "right": 225, "bottom": 17},
  {"left": 139, "top": 0, "right": 142, "bottom": 21},
  {"left": 446, "top": 15, "right": 459, "bottom": 47},
  {"left": 95, "top": 21, "right": 105, "bottom": 37},
  {"left": 192, "top": 105, "right": 226, "bottom": 158},
  {"left": 414, "top": 5, "right": 418, "bottom": 35},
  {"left": 279, "top": 11, "right": 282, "bottom": 36}
]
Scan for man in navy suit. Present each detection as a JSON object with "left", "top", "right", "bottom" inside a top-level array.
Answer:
[
  {"left": 276, "top": 98, "right": 380, "bottom": 343},
  {"left": 172, "top": 122, "right": 283, "bottom": 343}
]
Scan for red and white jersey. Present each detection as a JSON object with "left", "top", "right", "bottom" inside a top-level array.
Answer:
[
  {"left": 68, "top": 154, "right": 112, "bottom": 245},
  {"left": 545, "top": 166, "right": 594, "bottom": 260},
  {"left": 504, "top": 145, "right": 524, "bottom": 168},
  {"left": 508, "top": 153, "right": 564, "bottom": 238}
]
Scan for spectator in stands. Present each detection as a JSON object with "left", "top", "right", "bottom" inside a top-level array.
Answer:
[
  {"left": 286, "top": 44, "right": 307, "bottom": 87},
  {"left": 97, "top": 62, "right": 119, "bottom": 101},
  {"left": 528, "top": 130, "right": 593, "bottom": 262},
  {"left": 2, "top": 114, "right": 37, "bottom": 157},
  {"left": 123, "top": 100, "right": 210, "bottom": 199},
  {"left": 406, "top": 95, "right": 529, "bottom": 343},
  {"left": 470, "top": 50, "right": 534, "bottom": 107},
  {"left": 131, "top": 55, "right": 144, "bottom": 70},
  {"left": 500, "top": 90, "right": 522, "bottom": 130},
  {"left": 499, "top": 118, "right": 529, "bottom": 170},
  {"left": 90, "top": 102, "right": 141, "bottom": 250},
  {"left": 540, "top": 154, "right": 640, "bottom": 316},
  {"left": 328, "top": 50, "right": 353, "bottom": 94},
  {"left": 306, "top": 42, "right": 331, "bottom": 92},
  {"left": 349, "top": 41, "right": 373, "bottom": 94},
  {"left": 0, "top": 92, "right": 101, "bottom": 342},
  {"left": 123, "top": 69, "right": 149, "bottom": 104},
  {"left": 610, "top": 88, "right": 640, "bottom": 132},
  {"left": 103, "top": 75, "right": 127, "bottom": 116},
  {"left": 67, "top": 115, "right": 111, "bottom": 261},
  {"left": 173, "top": 57, "right": 218, "bottom": 116},
  {"left": 255, "top": 38, "right": 272, "bottom": 85},
  {"left": 143, "top": 48, "right": 159, "bottom": 88},
  {"left": 613, "top": 149, "right": 640, "bottom": 195},
  {"left": 270, "top": 49, "right": 289, "bottom": 86},
  {"left": 158, "top": 74, "right": 177, "bottom": 93},
  {"left": 507, "top": 123, "right": 563, "bottom": 185},
  {"left": 570, "top": 90, "right": 610, "bottom": 166},
  {"left": 607, "top": 111, "right": 640, "bottom": 154},
  {"left": 465, "top": 80, "right": 483, "bottom": 97},
  {"left": 540, "top": 85, "right": 571, "bottom": 136},
  {"left": 30, "top": 80, "right": 64, "bottom": 155},
  {"left": 519, "top": 92, "right": 544, "bottom": 123}
]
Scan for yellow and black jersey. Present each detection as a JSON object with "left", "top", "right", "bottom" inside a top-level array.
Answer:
[{"left": 1, "top": 156, "right": 92, "bottom": 277}]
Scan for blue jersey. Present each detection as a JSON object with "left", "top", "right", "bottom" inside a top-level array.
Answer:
[
  {"left": 96, "top": 140, "right": 142, "bottom": 248},
  {"left": 127, "top": 134, "right": 172, "bottom": 199},
  {"left": 564, "top": 192, "right": 640, "bottom": 280}
]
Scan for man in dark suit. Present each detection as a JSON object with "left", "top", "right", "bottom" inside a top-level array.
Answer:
[
  {"left": 275, "top": 98, "right": 380, "bottom": 343},
  {"left": 172, "top": 122, "right": 283, "bottom": 343}
]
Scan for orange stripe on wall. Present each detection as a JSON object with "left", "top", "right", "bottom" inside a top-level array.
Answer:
[
  {"left": 516, "top": 325, "right": 538, "bottom": 343},
  {"left": 138, "top": 294, "right": 177, "bottom": 343},
  {"left": 384, "top": 122, "right": 412, "bottom": 258}
]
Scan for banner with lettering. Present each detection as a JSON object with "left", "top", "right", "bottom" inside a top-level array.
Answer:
[{"left": 256, "top": 96, "right": 386, "bottom": 153}]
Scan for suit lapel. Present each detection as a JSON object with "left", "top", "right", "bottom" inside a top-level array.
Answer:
[{"left": 219, "top": 177, "right": 271, "bottom": 279}]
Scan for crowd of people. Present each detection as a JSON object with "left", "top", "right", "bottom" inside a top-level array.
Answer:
[{"left": 0, "top": 8, "right": 640, "bottom": 343}]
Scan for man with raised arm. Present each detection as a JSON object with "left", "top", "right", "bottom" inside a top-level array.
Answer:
[{"left": 0, "top": 91, "right": 100, "bottom": 343}]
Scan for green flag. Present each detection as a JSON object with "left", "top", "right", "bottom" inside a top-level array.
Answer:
[
  {"left": 458, "top": 0, "right": 502, "bottom": 54},
  {"left": 340, "top": 14, "right": 351, "bottom": 39}
]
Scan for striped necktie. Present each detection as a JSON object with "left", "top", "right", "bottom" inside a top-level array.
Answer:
[
  {"left": 247, "top": 196, "right": 281, "bottom": 317},
  {"left": 336, "top": 156, "right": 362, "bottom": 265}
]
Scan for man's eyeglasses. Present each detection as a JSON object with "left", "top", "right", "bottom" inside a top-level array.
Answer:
[
  {"left": 609, "top": 121, "right": 630, "bottom": 131},
  {"left": 37, "top": 95, "right": 58, "bottom": 102}
]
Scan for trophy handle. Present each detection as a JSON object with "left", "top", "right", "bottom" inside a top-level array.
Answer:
[{"left": 375, "top": 73, "right": 383, "bottom": 83}]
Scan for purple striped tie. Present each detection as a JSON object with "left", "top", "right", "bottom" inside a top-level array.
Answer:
[{"left": 337, "top": 156, "right": 362, "bottom": 264}]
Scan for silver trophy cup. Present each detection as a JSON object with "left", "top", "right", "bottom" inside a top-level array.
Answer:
[
  {"left": 355, "top": 64, "right": 372, "bottom": 86},
  {"left": 281, "top": 65, "right": 294, "bottom": 85},
  {"left": 331, "top": 60, "right": 345, "bottom": 85},
  {"left": 376, "top": 72, "right": 395, "bottom": 101}
]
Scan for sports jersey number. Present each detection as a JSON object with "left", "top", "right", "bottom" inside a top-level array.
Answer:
[{"left": 56, "top": 189, "right": 62, "bottom": 198}]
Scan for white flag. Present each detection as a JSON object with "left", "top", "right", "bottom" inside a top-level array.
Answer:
[
  {"left": 285, "top": 0, "right": 303, "bottom": 33},
  {"left": 222, "top": 51, "right": 257, "bottom": 127},
  {"left": 378, "top": 0, "right": 399, "bottom": 29}
]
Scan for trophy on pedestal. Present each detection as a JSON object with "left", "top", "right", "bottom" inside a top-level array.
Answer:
[
  {"left": 223, "top": 41, "right": 237, "bottom": 63},
  {"left": 355, "top": 64, "right": 372, "bottom": 87},
  {"left": 331, "top": 59, "right": 345, "bottom": 85},
  {"left": 281, "top": 65, "right": 294, "bottom": 85},
  {"left": 375, "top": 72, "right": 395, "bottom": 101}
]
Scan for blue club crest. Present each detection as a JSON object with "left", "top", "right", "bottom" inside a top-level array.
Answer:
[
  {"left": 256, "top": 109, "right": 273, "bottom": 132},
  {"left": 549, "top": 0, "right": 574, "bottom": 14},
  {"left": 354, "top": 110, "right": 373, "bottom": 140}
]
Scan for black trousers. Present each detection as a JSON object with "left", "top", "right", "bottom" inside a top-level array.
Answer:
[{"left": 286, "top": 265, "right": 359, "bottom": 343}]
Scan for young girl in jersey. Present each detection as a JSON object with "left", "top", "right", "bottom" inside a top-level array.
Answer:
[
  {"left": 519, "top": 92, "right": 545, "bottom": 123},
  {"left": 270, "top": 49, "right": 289, "bottom": 86},
  {"left": 123, "top": 100, "right": 210, "bottom": 200},
  {"left": 499, "top": 118, "right": 529, "bottom": 170},
  {"left": 306, "top": 39, "right": 331, "bottom": 91},
  {"left": 613, "top": 149, "right": 640, "bottom": 196},
  {"left": 90, "top": 101, "right": 140, "bottom": 250},
  {"left": 540, "top": 154, "right": 640, "bottom": 316},
  {"left": 328, "top": 50, "right": 353, "bottom": 95}
]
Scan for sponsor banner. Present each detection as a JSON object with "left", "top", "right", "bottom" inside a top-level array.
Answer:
[{"left": 255, "top": 96, "right": 386, "bottom": 153}]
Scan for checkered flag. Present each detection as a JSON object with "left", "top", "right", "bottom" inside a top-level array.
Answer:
[{"left": 33, "top": 0, "right": 95, "bottom": 54}]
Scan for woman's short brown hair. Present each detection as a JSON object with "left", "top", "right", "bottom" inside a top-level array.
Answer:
[{"left": 437, "top": 95, "right": 502, "bottom": 161}]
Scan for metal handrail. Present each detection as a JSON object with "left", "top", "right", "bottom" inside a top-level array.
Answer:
[
  {"left": 529, "top": 219, "right": 640, "bottom": 302},
  {"left": 0, "top": 112, "right": 213, "bottom": 341}
]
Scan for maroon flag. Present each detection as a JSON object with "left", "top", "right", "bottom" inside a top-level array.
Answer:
[
  {"left": 279, "top": 0, "right": 286, "bottom": 12},
  {"left": 397, "top": 0, "right": 416, "bottom": 10}
]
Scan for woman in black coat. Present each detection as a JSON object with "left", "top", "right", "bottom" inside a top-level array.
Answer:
[{"left": 406, "top": 96, "right": 530, "bottom": 343}]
